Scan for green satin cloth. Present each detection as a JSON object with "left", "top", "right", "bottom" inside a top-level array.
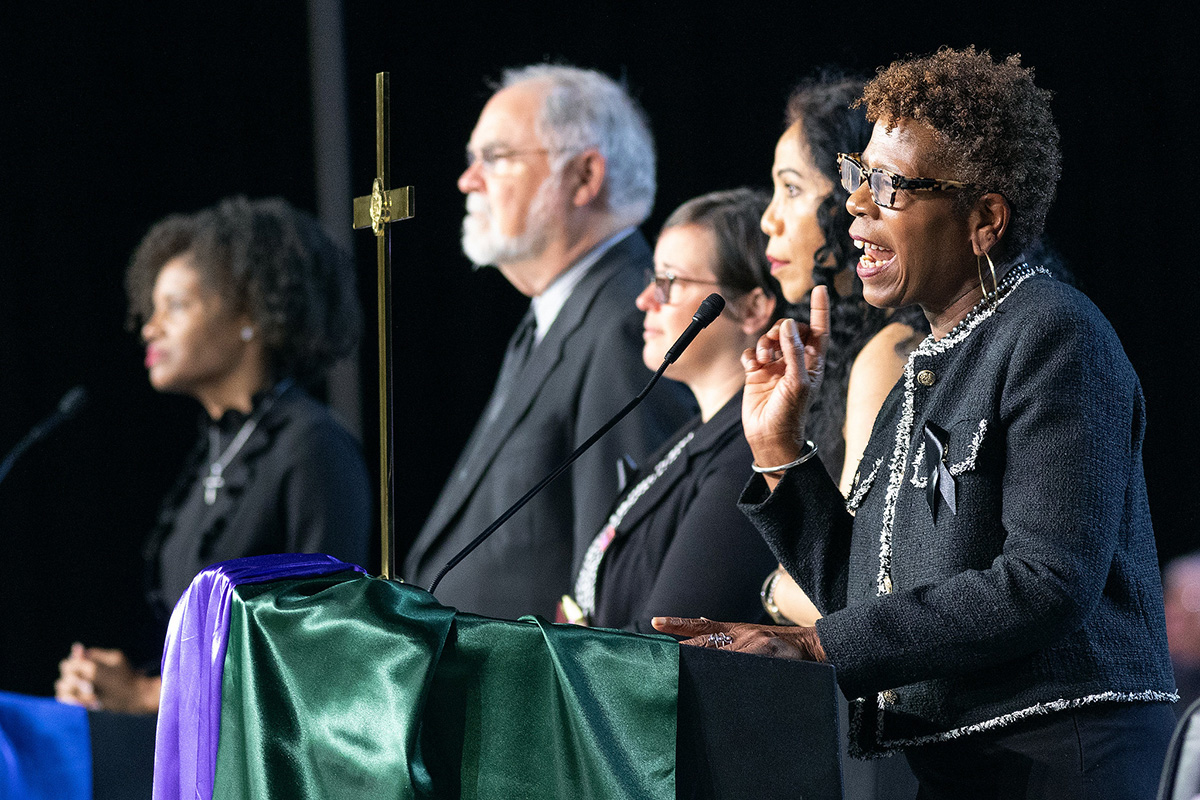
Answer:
[{"left": 212, "top": 574, "right": 678, "bottom": 799}]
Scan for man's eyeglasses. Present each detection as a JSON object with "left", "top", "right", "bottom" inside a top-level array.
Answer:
[
  {"left": 465, "top": 145, "right": 553, "bottom": 176},
  {"left": 837, "top": 152, "right": 975, "bottom": 208},
  {"left": 645, "top": 269, "right": 721, "bottom": 305}
]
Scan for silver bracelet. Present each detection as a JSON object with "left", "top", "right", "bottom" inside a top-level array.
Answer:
[{"left": 751, "top": 441, "right": 818, "bottom": 474}]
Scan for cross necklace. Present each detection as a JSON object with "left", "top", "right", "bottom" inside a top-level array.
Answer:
[{"left": 202, "top": 380, "right": 293, "bottom": 505}]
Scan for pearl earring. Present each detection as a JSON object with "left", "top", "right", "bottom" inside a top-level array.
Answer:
[{"left": 241, "top": 326, "right": 254, "bottom": 342}]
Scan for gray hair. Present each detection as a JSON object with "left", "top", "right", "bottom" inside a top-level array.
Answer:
[{"left": 500, "top": 64, "right": 656, "bottom": 227}]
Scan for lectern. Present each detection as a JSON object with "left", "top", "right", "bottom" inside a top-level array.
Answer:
[{"left": 151, "top": 554, "right": 843, "bottom": 799}]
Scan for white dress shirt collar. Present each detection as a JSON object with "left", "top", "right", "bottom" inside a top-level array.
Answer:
[{"left": 529, "top": 227, "right": 635, "bottom": 344}]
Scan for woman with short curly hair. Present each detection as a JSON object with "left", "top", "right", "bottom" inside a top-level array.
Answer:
[
  {"left": 56, "top": 197, "right": 371, "bottom": 715},
  {"left": 767, "top": 74, "right": 930, "bottom": 491},
  {"left": 757, "top": 75, "right": 931, "bottom": 632},
  {"left": 658, "top": 47, "right": 1174, "bottom": 796},
  {"left": 124, "top": 195, "right": 362, "bottom": 387}
]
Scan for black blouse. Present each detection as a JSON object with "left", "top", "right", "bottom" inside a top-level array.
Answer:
[
  {"left": 590, "top": 391, "right": 776, "bottom": 633},
  {"left": 143, "top": 384, "right": 371, "bottom": 622}
]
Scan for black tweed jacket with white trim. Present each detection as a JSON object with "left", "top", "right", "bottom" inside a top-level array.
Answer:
[{"left": 740, "top": 268, "right": 1175, "bottom": 757}]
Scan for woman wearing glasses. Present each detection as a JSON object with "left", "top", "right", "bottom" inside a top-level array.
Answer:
[
  {"left": 561, "top": 188, "right": 780, "bottom": 632},
  {"left": 657, "top": 48, "right": 1174, "bottom": 796},
  {"left": 757, "top": 75, "right": 928, "bottom": 630}
]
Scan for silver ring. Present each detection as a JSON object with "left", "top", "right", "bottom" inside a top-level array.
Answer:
[{"left": 707, "top": 632, "right": 733, "bottom": 648}]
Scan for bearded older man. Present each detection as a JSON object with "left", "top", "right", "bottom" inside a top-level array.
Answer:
[{"left": 404, "top": 65, "right": 694, "bottom": 620}]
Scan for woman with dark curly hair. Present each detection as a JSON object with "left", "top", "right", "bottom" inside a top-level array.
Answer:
[
  {"left": 758, "top": 75, "right": 928, "bottom": 629},
  {"left": 55, "top": 196, "right": 371, "bottom": 714},
  {"left": 657, "top": 48, "right": 1175, "bottom": 796}
]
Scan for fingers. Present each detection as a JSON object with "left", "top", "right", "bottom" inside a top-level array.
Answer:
[
  {"left": 85, "top": 647, "right": 127, "bottom": 668},
  {"left": 56, "top": 648, "right": 99, "bottom": 708},
  {"left": 741, "top": 347, "right": 760, "bottom": 373},
  {"left": 651, "top": 619, "right": 826, "bottom": 664},
  {"left": 651, "top": 621, "right": 826, "bottom": 661},
  {"left": 651, "top": 616, "right": 724, "bottom": 638},
  {"left": 752, "top": 319, "right": 787, "bottom": 366},
  {"left": 689, "top": 631, "right": 737, "bottom": 649},
  {"left": 808, "top": 285, "right": 830, "bottom": 340},
  {"left": 59, "top": 648, "right": 97, "bottom": 682},
  {"left": 652, "top": 618, "right": 751, "bottom": 652},
  {"left": 55, "top": 673, "right": 98, "bottom": 708},
  {"left": 803, "top": 286, "right": 830, "bottom": 382},
  {"left": 776, "top": 317, "right": 804, "bottom": 373}
]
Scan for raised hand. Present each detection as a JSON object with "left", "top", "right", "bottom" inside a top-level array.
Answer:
[
  {"left": 55, "top": 642, "right": 100, "bottom": 709},
  {"left": 741, "top": 285, "right": 830, "bottom": 478},
  {"left": 651, "top": 616, "right": 826, "bottom": 662}
]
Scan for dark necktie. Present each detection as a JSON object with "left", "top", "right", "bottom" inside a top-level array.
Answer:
[
  {"left": 452, "top": 312, "right": 538, "bottom": 486},
  {"left": 482, "top": 312, "right": 537, "bottom": 426}
]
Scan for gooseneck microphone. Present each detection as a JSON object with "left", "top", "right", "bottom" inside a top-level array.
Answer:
[
  {"left": 0, "top": 386, "right": 90, "bottom": 487},
  {"left": 664, "top": 293, "right": 726, "bottom": 364},
  {"left": 427, "top": 294, "right": 725, "bottom": 597}
]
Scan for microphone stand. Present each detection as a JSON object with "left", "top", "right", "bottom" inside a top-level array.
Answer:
[
  {"left": 427, "top": 359, "right": 671, "bottom": 596},
  {"left": 427, "top": 293, "right": 725, "bottom": 597},
  {"left": 0, "top": 387, "right": 88, "bottom": 487}
]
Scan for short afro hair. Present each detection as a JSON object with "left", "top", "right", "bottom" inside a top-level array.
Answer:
[
  {"left": 126, "top": 196, "right": 362, "bottom": 384},
  {"left": 859, "top": 46, "right": 1061, "bottom": 263}
]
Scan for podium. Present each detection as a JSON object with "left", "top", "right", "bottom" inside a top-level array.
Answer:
[{"left": 4, "top": 554, "right": 843, "bottom": 799}]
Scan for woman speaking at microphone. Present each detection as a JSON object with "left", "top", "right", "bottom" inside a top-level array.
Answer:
[
  {"left": 562, "top": 188, "right": 782, "bottom": 632},
  {"left": 55, "top": 196, "right": 371, "bottom": 714},
  {"left": 655, "top": 49, "right": 1174, "bottom": 795}
]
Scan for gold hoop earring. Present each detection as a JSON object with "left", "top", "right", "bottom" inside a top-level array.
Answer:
[{"left": 977, "top": 251, "right": 998, "bottom": 301}]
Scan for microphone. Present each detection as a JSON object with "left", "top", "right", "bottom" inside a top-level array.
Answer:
[
  {"left": 664, "top": 293, "right": 725, "bottom": 363},
  {"left": 56, "top": 386, "right": 89, "bottom": 418},
  {"left": 427, "top": 294, "right": 725, "bottom": 596},
  {"left": 0, "top": 385, "right": 90, "bottom": 487}
]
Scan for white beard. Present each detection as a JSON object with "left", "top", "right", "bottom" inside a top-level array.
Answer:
[{"left": 461, "top": 175, "right": 558, "bottom": 268}]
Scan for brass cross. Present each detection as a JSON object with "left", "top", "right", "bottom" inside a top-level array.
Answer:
[{"left": 353, "top": 72, "right": 413, "bottom": 580}]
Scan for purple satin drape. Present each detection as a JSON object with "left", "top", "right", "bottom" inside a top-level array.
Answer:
[{"left": 152, "top": 553, "right": 364, "bottom": 800}]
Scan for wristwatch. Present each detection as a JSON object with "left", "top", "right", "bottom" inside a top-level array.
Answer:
[{"left": 760, "top": 568, "right": 795, "bottom": 626}]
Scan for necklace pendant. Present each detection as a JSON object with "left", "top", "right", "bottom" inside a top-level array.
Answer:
[{"left": 203, "top": 473, "right": 225, "bottom": 506}]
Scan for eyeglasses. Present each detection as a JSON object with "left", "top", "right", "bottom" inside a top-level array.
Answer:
[
  {"left": 465, "top": 145, "right": 554, "bottom": 176},
  {"left": 837, "top": 152, "right": 975, "bottom": 208},
  {"left": 645, "top": 269, "right": 721, "bottom": 305}
]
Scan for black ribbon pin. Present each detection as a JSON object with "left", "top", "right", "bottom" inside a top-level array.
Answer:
[{"left": 923, "top": 421, "right": 956, "bottom": 523}]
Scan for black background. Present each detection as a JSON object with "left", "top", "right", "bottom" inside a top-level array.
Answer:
[{"left": 1, "top": 3, "right": 1194, "bottom": 694}]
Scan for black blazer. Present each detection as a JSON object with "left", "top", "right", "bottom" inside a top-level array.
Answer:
[
  {"left": 742, "top": 269, "right": 1175, "bottom": 755},
  {"left": 591, "top": 391, "right": 777, "bottom": 634},
  {"left": 145, "top": 386, "right": 372, "bottom": 617},
  {"left": 404, "top": 231, "right": 695, "bottom": 620}
]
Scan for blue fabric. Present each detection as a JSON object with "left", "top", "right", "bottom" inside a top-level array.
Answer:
[{"left": 0, "top": 690, "right": 91, "bottom": 800}]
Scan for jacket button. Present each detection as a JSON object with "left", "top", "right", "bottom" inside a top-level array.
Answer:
[{"left": 917, "top": 369, "right": 936, "bottom": 387}]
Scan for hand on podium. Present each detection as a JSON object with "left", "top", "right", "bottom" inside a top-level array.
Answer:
[
  {"left": 55, "top": 642, "right": 161, "bottom": 714},
  {"left": 652, "top": 616, "right": 827, "bottom": 662}
]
